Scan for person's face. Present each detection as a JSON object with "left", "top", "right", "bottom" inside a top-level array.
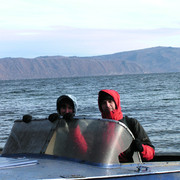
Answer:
[
  {"left": 60, "top": 103, "right": 73, "bottom": 116},
  {"left": 101, "top": 99, "right": 116, "bottom": 112}
]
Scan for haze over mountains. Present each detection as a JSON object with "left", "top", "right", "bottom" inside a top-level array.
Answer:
[{"left": 0, "top": 46, "right": 180, "bottom": 80}]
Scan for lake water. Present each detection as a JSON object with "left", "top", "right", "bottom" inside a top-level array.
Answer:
[{"left": 0, "top": 72, "right": 180, "bottom": 153}]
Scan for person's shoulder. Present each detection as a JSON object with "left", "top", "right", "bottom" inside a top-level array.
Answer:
[
  {"left": 124, "top": 115, "right": 137, "bottom": 121},
  {"left": 123, "top": 115, "right": 140, "bottom": 125}
]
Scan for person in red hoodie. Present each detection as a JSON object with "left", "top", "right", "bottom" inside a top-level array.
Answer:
[{"left": 98, "top": 89, "right": 155, "bottom": 162}]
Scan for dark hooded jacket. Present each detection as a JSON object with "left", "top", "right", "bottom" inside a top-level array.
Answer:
[
  {"left": 56, "top": 94, "right": 77, "bottom": 115},
  {"left": 98, "top": 89, "right": 155, "bottom": 161},
  {"left": 56, "top": 94, "right": 87, "bottom": 156}
]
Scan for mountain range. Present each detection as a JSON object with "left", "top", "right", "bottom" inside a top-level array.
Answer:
[{"left": 0, "top": 46, "right": 180, "bottom": 80}]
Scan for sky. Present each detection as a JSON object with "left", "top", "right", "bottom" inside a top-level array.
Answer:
[{"left": 0, "top": 0, "right": 180, "bottom": 58}]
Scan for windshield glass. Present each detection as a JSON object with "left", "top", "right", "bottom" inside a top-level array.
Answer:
[{"left": 45, "top": 118, "right": 134, "bottom": 166}]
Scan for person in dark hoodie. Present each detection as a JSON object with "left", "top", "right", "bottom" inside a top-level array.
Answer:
[
  {"left": 49, "top": 94, "right": 77, "bottom": 121},
  {"left": 98, "top": 89, "right": 155, "bottom": 162},
  {"left": 48, "top": 94, "right": 87, "bottom": 156}
]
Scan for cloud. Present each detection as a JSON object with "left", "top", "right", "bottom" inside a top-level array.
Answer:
[
  {"left": 0, "top": 26, "right": 180, "bottom": 58},
  {"left": 1, "top": 0, "right": 180, "bottom": 30},
  {"left": 0, "top": 0, "right": 180, "bottom": 57}
]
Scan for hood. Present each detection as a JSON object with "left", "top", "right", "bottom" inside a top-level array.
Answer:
[
  {"left": 98, "top": 89, "right": 123, "bottom": 121},
  {"left": 56, "top": 94, "right": 77, "bottom": 114}
]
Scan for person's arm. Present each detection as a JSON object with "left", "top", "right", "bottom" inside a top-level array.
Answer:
[
  {"left": 69, "top": 125, "right": 88, "bottom": 155},
  {"left": 64, "top": 113, "right": 88, "bottom": 155},
  {"left": 125, "top": 116, "right": 155, "bottom": 161}
]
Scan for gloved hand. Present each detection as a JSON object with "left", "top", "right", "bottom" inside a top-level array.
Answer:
[
  {"left": 63, "top": 113, "right": 74, "bottom": 122},
  {"left": 131, "top": 139, "right": 143, "bottom": 152},
  {"left": 22, "top": 114, "right": 32, "bottom": 123},
  {"left": 48, "top": 113, "right": 59, "bottom": 122},
  {"left": 63, "top": 113, "right": 78, "bottom": 128}
]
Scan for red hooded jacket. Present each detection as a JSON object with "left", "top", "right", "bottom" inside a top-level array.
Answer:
[
  {"left": 98, "top": 89, "right": 123, "bottom": 120},
  {"left": 98, "top": 89, "right": 155, "bottom": 161}
]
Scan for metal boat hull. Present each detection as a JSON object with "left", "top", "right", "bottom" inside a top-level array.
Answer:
[
  {"left": 0, "top": 154, "right": 180, "bottom": 180},
  {"left": 1, "top": 118, "right": 180, "bottom": 179}
]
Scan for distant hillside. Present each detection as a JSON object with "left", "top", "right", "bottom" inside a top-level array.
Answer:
[{"left": 0, "top": 46, "right": 180, "bottom": 80}]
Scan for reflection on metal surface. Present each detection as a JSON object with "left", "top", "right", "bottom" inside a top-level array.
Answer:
[{"left": 0, "top": 157, "right": 38, "bottom": 169}]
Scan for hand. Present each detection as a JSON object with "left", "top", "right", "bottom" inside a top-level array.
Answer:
[
  {"left": 48, "top": 113, "right": 59, "bottom": 122},
  {"left": 131, "top": 139, "right": 143, "bottom": 152},
  {"left": 63, "top": 113, "right": 74, "bottom": 122},
  {"left": 22, "top": 114, "right": 32, "bottom": 123}
]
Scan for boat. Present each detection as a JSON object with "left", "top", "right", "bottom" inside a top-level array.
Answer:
[{"left": 0, "top": 117, "right": 180, "bottom": 179}]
